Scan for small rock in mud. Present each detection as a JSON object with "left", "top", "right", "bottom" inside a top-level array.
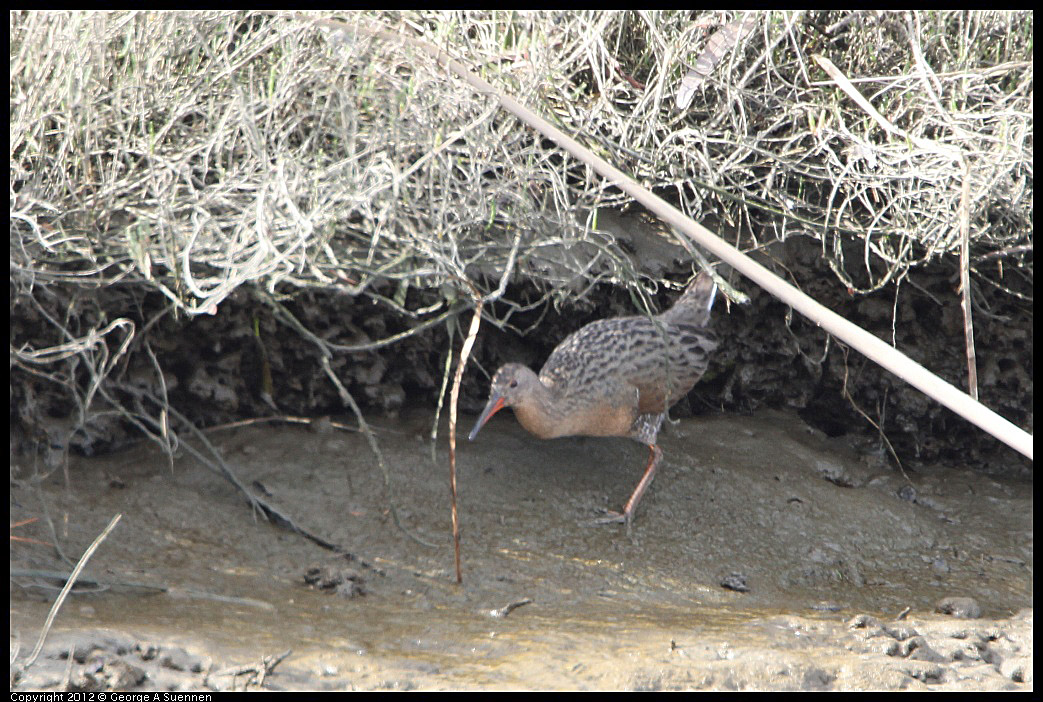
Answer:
[
  {"left": 304, "top": 564, "right": 366, "bottom": 598},
  {"left": 935, "top": 596, "right": 982, "bottom": 619},
  {"left": 73, "top": 654, "right": 147, "bottom": 692},
  {"left": 720, "top": 572, "right": 749, "bottom": 592}
]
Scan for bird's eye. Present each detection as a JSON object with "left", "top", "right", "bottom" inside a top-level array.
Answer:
[{"left": 509, "top": 379, "right": 518, "bottom": 388}]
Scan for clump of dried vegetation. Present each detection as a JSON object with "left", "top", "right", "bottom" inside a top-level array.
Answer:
[{"left": 10, "top": 11, "right": 1032, "bottom": 463}]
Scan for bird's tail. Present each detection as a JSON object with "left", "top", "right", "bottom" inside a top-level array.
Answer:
[{"left": 658, "top": 269, "right": 717, "bottom": 327}]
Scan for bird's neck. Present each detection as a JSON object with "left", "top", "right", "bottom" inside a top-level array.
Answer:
[{"left": 511, "top": 379, "right": 571, "bottom": 439}]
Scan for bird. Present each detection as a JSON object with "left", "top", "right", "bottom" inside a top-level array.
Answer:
[{"left": 469, "top": 270, "right": 719, "bottom": 524}]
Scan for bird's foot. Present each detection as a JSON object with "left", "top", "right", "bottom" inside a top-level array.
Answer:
[{"left": 588, "top": 509, "right": 629, "bottom": 526}]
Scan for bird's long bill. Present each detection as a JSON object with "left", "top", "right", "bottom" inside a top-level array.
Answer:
[{"left": 468, "top": 393, "right": 506, "bottom": 441}]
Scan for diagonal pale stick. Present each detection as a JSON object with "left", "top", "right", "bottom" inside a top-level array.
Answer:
[{"left": 20, "top": 513, "right": 122, "bottom": 670}]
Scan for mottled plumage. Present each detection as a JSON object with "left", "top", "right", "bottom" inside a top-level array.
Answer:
[{"left": 469, "top": 271, "right": 719, "bottom": 523}]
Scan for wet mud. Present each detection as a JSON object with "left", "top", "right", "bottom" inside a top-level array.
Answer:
[{"left": 10, "top": 408, "right": 1032, "bottom": 690}]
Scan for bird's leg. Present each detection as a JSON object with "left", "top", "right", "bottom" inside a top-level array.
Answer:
[{"left": 593, "top": 444, "right": 663, "bottom": 525}]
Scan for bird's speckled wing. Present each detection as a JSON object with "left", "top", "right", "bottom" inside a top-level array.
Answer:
[{"left": 539, "top": 316, "right": 717, "bottom": 413}]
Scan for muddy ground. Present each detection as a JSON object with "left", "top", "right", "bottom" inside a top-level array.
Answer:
[{"left": 10, "top": 407, "right": 1032, "bottom": 691}]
